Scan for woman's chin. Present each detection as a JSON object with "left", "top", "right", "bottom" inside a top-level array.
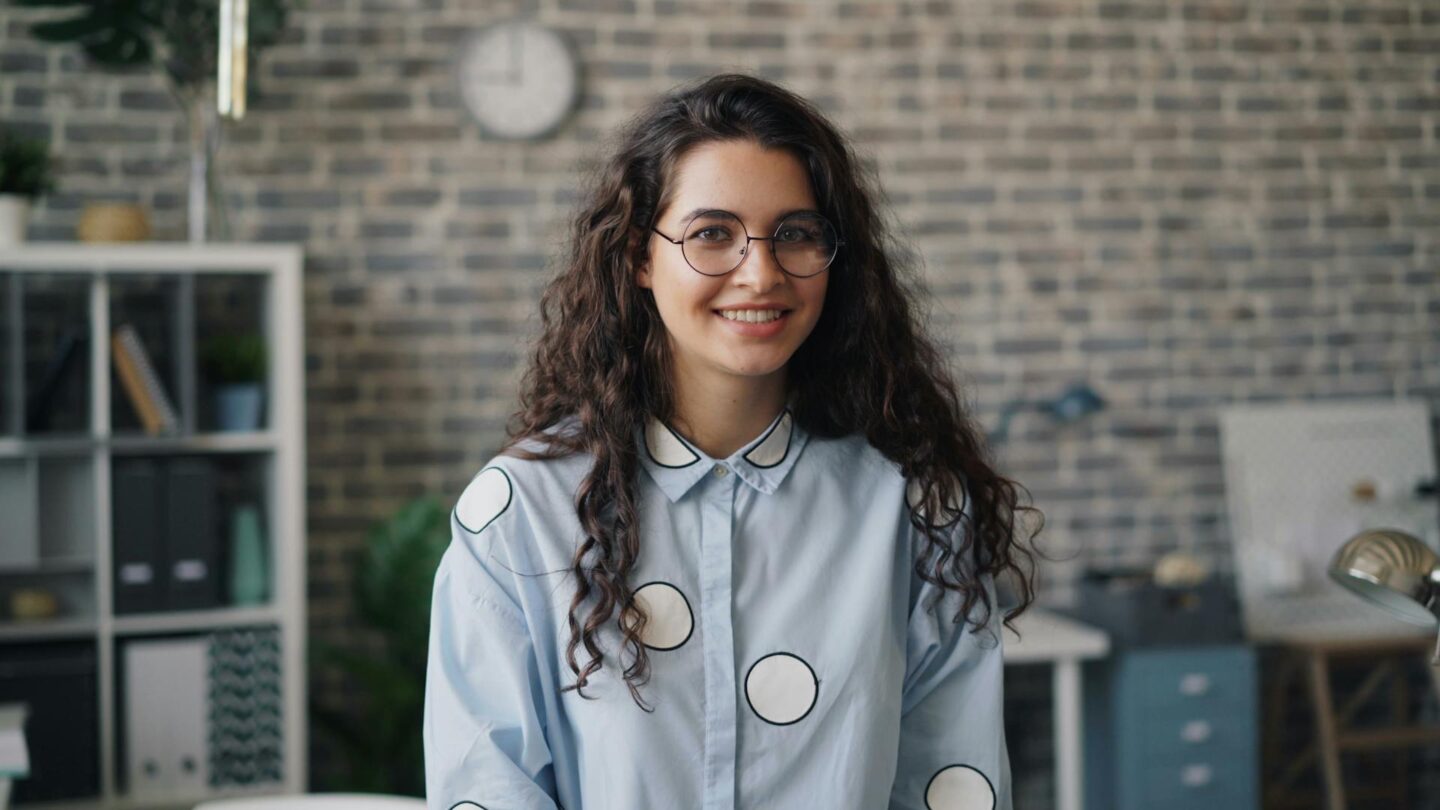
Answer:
[{"left": 714, "top": 352, "right": 794, "bottom": 379}]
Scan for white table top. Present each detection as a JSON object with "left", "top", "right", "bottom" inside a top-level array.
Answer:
[{"left": 1002, "top": 606, "right": 1111, "bottom": 664}]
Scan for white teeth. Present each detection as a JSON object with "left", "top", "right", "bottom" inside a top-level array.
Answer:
[{"left": 719, "top": 309, "right": 784, "bottom": 323}]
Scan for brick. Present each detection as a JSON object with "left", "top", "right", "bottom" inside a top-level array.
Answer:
[
  {"left": 270, "top": 58, "right": 359, "bottom": 79},
  {"left": 0, "top": 52, "right": 47, "bottom": 74},
  {"left": 64, "top": 123, "right": 159, "bottom": 144},
  {"left": 459, "top": 188, "right": 540, "bottom": 207},
  {"left": 708, "top": 32, "right": 786, "bottom": 49},
  {"left": 256, "top": 190, "right": 343, "bottom": 209},
  {"left": 327, "top": 91, "right": 412, "bottom": 111},
  {"left": 383, "top": 189, "right": 443, "bottom": 207},
  {"left": 363, "top": 253, "right": 442, "bottom": 273},
  {"left": 12, "top": 85, "right": 45, "bottom": 107}
]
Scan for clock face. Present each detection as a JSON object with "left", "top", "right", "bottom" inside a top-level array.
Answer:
[{"left": 457, "top": 20, "right": 581, "bottom": 141}]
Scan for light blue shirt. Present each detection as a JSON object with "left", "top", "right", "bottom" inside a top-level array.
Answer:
[{"left": 424, "top": 405, "right": 1012, "bottom": 810}]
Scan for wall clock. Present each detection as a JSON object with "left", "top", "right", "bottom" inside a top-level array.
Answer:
[{"left": 456, "top": 19, "right": 582, "bottom": 141}]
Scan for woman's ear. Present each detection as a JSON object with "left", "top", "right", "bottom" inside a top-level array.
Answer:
[{"left": 636, "top": 259, "right": 652, "bottom": 289}]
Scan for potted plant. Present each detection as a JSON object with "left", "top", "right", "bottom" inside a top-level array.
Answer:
[
  {"left": 310, "top": 496, "right": 451, "bottom": 795},
  {"left": 201, "top": 332, "right": 266, "bottom": 431},
  {"left": 19, "top": 0, "right": 291, "bottom": 241},
  {"left": 0, "top": 127, "right": 57, "bottom": 245}
]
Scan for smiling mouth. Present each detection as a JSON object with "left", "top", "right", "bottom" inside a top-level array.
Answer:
[{"left": 713, "top": 309, "right": 792, "bottom": 323}]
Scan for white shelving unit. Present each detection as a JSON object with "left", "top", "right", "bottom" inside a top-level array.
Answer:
[{"left": 0, "top": 244, "right": 306, "bottom": 809}]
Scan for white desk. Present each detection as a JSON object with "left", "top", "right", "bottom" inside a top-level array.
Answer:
[{"left": 1003, "top": 607, "right": 1110, "bottom": 810}]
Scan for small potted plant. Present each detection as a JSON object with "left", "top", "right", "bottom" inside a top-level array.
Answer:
[
  {"left": 0, "top": 127, "right": 57, "bottom": 245},
  {"left": 201, "top": 332, "right": 266, "bottom": 431}
]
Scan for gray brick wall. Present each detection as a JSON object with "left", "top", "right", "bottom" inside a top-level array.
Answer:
[{"left": 3, "top": 0, "right": 1438, "bottom": 803}]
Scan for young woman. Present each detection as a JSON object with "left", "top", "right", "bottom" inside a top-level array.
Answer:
[{"left": 425, "top": 73, "right": 1041, "bottom": 810}]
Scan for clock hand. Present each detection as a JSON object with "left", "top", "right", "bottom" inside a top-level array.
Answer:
[{"left": 507, "top": 22, "right": 522, "bottom": 84}]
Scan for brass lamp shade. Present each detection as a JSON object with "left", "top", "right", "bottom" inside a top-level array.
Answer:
[{"left": 1328, "top": 529, "right": 1440, "bottom": 627}]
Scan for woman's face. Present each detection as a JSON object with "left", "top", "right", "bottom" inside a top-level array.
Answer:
[{"left": 638, "top": 139, "right": 830, "bottom": 388}]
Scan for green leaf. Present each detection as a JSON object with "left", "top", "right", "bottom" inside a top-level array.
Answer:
[
  {"left": 20, "top": 0, "right": 293, "bottom": 90},
  {"left": 83, "top": 29, "right": 153, "bottom": 67},
  {"left": 0, "top": 128, "right": 57, "bottom": 198}
]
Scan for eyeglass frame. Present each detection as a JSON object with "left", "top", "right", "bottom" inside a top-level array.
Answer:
[{"left": 649, "top": 208, "right": 846, "bottom": 278}]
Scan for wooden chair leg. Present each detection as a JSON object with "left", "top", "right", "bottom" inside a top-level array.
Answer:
[
  {"left": 1393, "top": 659, "right": 1409, "bottom": 808},
  {"left": 1306, "top": 650, "right": 1346, "bottom": 810},
  {"left": 1428, "top": 652, "right": 1440, "bottom": 706},
  {"left": 1263, "top": 652, "right": 1292, "bottom": 795}
]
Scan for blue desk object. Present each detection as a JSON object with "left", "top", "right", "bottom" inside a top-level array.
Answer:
[{"left": 1083, "top": 644, "right": 1259, "bottom": 810}]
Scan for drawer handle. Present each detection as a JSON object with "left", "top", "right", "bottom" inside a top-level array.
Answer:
[
  {"left": 1181, "top": 763, "right": 1213, "bottom": 787},
  {"left": 1179, "top": 673, "right": 1211, "bottom": 696},
  {"left": 1181, "top": 719, "right": 1212, "bottom": 743}
]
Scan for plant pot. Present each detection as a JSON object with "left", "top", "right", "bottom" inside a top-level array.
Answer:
[
  {"left": 215, "top": 382, "right": 264, "bottom": 431},
  {"left": 0, "top": 194, "right": 32, "bottom": 245},
  {"left": 77, "top": 202, "right": 151, "bottom": 242}
]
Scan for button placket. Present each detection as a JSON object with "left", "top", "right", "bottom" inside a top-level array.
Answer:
[{"left": 699, "top": 470, "right": 737, "bottom": 810}]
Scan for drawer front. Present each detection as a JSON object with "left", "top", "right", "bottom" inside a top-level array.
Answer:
[
  {"left": 1130, "top": 706, "right": 1257, "bottom": 771},
  {"left": 1129, "top": 760, "right": 1256, "bottom": 810},
  {"left": 1122, "top": 646, "right": 1255, "bottom": 716}
]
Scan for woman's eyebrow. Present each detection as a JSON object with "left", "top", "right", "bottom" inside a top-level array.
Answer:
[{"left": 679, "top": 206, "right": 821, "bottom": 225}]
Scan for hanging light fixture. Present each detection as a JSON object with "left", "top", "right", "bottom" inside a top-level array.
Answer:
[{"left": 218, "top": 0, "right": 249, "bottom": 120}]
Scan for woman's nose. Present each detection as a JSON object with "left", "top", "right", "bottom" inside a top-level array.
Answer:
[{"left": 732, "top": 240, "right": 787, "bottom": 288}]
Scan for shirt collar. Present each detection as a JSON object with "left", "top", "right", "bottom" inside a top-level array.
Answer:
[{"left": 637, "top": 403, "right": 809, "bottom": 503}]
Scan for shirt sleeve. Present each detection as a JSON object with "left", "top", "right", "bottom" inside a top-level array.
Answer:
[
  {"left": 889, "top": 540, "right": 1013, "bottom": 810},
  {"left": 424, "top": 475, "right": 560, "bottom": 810}
]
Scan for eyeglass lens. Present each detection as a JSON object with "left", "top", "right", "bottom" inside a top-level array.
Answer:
[{"left": 681, "top": 211, "right": 838, "bottom": 277}]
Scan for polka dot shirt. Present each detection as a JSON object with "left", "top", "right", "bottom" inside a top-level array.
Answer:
[{"left": 425, "top": 406, "right": 1011, "bottom": 810}]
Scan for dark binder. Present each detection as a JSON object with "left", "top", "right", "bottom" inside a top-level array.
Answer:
[
  {"left": 163, "top": 458, "right": 220, "bottom": 610},
  {"left": 112, "top": 458, "right": 164, "bottom": 615}
]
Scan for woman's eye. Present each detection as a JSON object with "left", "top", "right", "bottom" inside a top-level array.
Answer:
[
  {"left": 692, "top": 227, "right": 730, "bottom": 241},
  {"left": 778, "top": 226, "right": 815, "bottom": 242}
]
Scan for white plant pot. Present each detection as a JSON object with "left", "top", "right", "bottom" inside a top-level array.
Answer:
[{"left": 0, "top": 195, "right": 31, "bottom": 245}]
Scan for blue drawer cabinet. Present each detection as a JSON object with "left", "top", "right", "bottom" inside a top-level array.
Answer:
[{"left": 1083, "top": 644, "right": 1259, "bottom": 810}]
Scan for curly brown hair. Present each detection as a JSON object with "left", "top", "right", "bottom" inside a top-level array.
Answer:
[{"left": 498, "top": 72, "right": 1044, "bottom": 711}]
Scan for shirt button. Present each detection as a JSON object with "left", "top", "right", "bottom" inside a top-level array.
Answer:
[{"left": 714, "top": 465, "right": 728, "bottom": 478}]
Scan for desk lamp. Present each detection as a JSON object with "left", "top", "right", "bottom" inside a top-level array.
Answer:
[
  {"left": 990, "top": 382, "right": 1106, "bottom": 445},
  {"left": 1328, "top": 529, "right": 1440, "bottom": 665}
]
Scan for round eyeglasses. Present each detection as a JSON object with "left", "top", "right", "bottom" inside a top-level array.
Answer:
[{"left": 651, "top": 210, "right": 844, "bottom": 278}]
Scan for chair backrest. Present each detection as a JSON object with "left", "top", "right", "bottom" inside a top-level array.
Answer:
[{"left": 192, "top": 794, "right": 426, "bottom": 810}]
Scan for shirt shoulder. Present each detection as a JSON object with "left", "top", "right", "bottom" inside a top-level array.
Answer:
[
  {"left": 444, "top": 424, "right": 592, "bottom": 617},
  {"left": 808, "top": 432, "right": 976, "bottom": 567},
  {"left": 802, "top": 429, "right": 903, "bottom": 482}
]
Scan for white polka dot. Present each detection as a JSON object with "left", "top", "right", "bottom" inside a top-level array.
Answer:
[
  {"left": 925, "top": 764, "right": 995, "bottom": 810},
  {"left": 455, "top": 467, "right": 512, "bottom": 534},
  {"left": 646, "top": 417, "right": 699, "bottom": 467},
  {"left": 631, "top": 582, "right": 693, "bottom": 650},
  {"left": 907, "top": 477, "right": 964, "bottom": 526},
  {"left": 745, "top": 652, "right": 818, "bottom": 725},
  {"left": 744, "top": 410, "right": 793, "bottom": 467}
]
